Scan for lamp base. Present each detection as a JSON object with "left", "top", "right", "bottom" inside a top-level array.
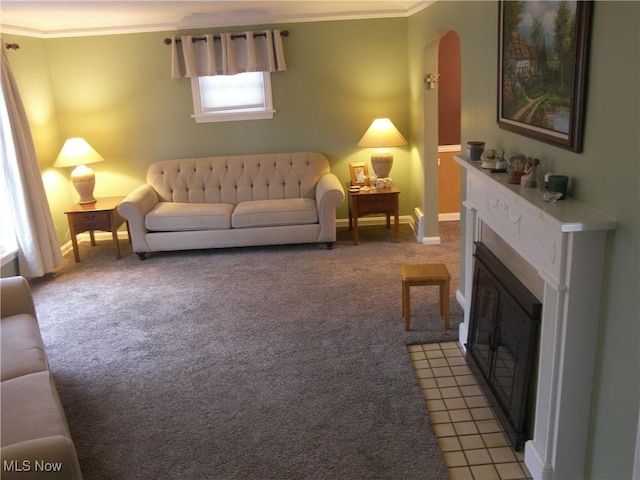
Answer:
[
  {"left": 71, "top": 164, "right": 96, "bottom": 204},
  {"left": 370, "top": 151, "right": 394, "bottom": 178}
]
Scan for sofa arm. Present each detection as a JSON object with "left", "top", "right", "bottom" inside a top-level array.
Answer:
[
  {"left": 117, "top": 184, "right": 159, "bottom": 254},
  {"left": 315, "top": 173, "right": 345, "bottom": 243},
  {"left": 0, "top": 276, "right": 35, "bottom": 320}
]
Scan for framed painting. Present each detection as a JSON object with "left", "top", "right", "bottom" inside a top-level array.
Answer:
[
  {"left": 349, "top": 162, "right": 369, "bottom": 186},
  {"left": 497, "top": 0, "right": 593, "bottom": 153}
]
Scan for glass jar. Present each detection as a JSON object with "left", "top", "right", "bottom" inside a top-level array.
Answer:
[{"left": 467, "top": 141, "right": 485, "bottom": 161}]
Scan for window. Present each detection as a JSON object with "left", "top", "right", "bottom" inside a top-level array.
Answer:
[
  {"left": 191, "top": 72, "right": 275, "bottom": 123},
  {"left": 0, "top": 93, "right": 18, "bottom": 267},
  {"left": 0, "top": 149, "right": 18, "bottom": 266}
]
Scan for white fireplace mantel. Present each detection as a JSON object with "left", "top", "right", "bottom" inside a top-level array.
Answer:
[{"left": 454, "top": 156, "right": 616, "bottom": 480}]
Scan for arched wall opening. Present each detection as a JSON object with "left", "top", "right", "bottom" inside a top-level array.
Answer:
[{"left": 416, "top": 29, "right": 461, "bottom": 244}]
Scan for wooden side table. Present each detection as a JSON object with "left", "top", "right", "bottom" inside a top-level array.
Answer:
[
  {"left": 348, "top": 186, "right": 400, "bottom": 245},
  {"left": 64, "top": 196, "right": 130, "bottom": 262}
]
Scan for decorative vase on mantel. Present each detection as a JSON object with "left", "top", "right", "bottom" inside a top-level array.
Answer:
[{"left": 507, "top": 154, "right": 527, "bottom": 184}]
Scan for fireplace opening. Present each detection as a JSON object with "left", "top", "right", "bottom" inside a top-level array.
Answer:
[{"left": 466, "top": 242, "right": 542, "bottom": 450}]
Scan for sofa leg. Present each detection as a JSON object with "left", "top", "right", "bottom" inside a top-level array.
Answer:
[
  {"left": 136, "top": 252, "right": 147, "bottom": 261},
  {"left": 325, "top": 242, "right": 335, "bottom": 250}
]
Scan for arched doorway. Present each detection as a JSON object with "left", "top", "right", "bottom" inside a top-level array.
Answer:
[
  {"left": 419, "top": 30, "right": 461, "bottom": 243},
  {"left": 436, "top": 31, "right": 461, "bottom": 221}
]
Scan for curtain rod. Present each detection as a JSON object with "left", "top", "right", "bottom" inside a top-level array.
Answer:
[
  {"left": 164, "top": 30, "right": 289, "bottom": 45},
  {"left": 5, "top": 43, "right": 20, "bottom": 50}
]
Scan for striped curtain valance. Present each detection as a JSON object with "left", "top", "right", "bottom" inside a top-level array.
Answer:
[{"left": 171, "top": 30, "right": 287, "bottom": 78}]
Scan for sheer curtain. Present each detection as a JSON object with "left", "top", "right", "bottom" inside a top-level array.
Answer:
[
  {"left": 171, "top": 29, "right": 287, "bottom": 78},
  {"left": 1, "top": 47, "right": 62, "bottom": 277}
]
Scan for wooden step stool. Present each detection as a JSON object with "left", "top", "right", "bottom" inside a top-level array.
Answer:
[{"left": 401, "top": 263, "right": 450, "bottom": 331}]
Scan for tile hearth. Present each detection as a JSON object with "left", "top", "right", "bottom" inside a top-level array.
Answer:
[{"left": 408, "top": 342, "right": 532, "bottom": 480}]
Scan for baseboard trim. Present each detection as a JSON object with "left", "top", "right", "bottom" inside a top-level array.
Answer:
[
  {"left": 60, "top": 242, "right": 74, "bottom": 257},
  {"left": 1, "top": 248, "right": 18, "bottom": 268},
  {"left": 61, "top": 231, "right": 130, "bottom": 257},
  {"left": 338, "top": 213, "right": 460, "bottom": 245},
  {"left": 336, "top": 215, "right": 412, "bottom": 228},
  {"left": 438, "top": 144, "right": 462, "bottom": 153},
  {"left": 456, "top": 289, "right": 465, "bottom": 309},
  {"left": 438, "top": 212, "right": 460, "bottom": 222},
  {"left": 421, "top": 236, "right": 441, "bottom": 245},
  {"left": 456, "top": 289, "right": 468, "bottom": 352}
]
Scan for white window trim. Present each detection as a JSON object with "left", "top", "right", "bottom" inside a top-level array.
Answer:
[{"left": 190, "top": 72, "right": 275, "bottom": 123}]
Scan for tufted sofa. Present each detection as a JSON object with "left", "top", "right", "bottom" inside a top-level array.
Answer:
[
  {"left": 118, "top": 152, "right": 345, "bottom": 259},
  {"left": 1, "top": 276, "right": 83, "bottom": 479}
]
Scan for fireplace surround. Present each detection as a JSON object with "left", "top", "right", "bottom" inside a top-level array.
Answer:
[{"left": 455, "top": 156, "right": 616, "bottom": 480}]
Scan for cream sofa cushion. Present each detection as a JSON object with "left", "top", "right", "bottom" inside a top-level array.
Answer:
[
  {"left": 1, "top": 371, "right": 82, "bottom": 480},
  {"left": 1, "top": 314, "right": 48, "bottom": 382},
  {"left": 0, "top": 276, "right": 84, "bottom": 480},
  {"left": 1, "top": 436, "right": 83, "bottom": 480},
  {"left": 232, "top": 198, "right": 318, "bottom": 228},
  {"left": 1, "top": 371, "right": 72, "bottom": 447},
  {"left": 146, "top": 202, "right": 234, "bottom": 231}
]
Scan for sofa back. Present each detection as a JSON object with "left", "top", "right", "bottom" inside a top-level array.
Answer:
[{"left": 147, "top": 152, "right": 330, "bottom": 204}]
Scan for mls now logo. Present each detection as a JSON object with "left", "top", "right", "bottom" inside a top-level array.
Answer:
[{"left": 3, "top": 460, "right": 64, "bottom": 472}]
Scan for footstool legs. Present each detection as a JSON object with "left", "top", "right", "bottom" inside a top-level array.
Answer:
[
  {"left": 442, "top": 277, "right": 450, "bottom": 330},
  {"left": 402, "top": 280, "right": 411, "bottom": 331},
  {"left": 401, "top": 264, "right": 451, "bottom": 331}
]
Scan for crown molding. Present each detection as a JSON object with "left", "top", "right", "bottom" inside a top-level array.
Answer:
[{"left": 0, "top": 1, "right": 435, "bottom": 39}]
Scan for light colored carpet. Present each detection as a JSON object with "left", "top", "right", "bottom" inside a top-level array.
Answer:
[{"left": 30, "top": 222, "right": 461, "bottom": 479}]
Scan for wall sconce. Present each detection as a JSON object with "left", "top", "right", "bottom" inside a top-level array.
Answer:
[{"left": 424, "top": 73, "right": 440, "bottom": 90}]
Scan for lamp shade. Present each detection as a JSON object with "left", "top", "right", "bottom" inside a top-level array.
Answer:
[
  {"left": 54, "top": 138, "right": 105, "bottom": 204},
  {"left": 358, "top": 118, "right": 408, "bottom": 148},
  {"left": 54, "top": 138, "right": 104, "bottom": 168},
  {"left": 358, "top": 118, "right": 407, "bottom": 178}
]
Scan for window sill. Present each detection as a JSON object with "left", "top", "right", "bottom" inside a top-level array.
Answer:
[{"left": 192, "top": 109, "right": 275, "bottom": 123}]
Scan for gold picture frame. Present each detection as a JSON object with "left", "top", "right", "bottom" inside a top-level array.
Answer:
[{"left": 349, "top": 162, "right": 369, "bottom": 186}]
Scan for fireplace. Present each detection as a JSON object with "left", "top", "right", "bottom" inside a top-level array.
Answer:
[
  {"left": 454, "top": 155, "right": 616, "bottom": 480},
  {"left": 466, "top": 242, "right": 541, "bottom": 450}
]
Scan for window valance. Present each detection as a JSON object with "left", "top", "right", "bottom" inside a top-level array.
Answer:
[{"left": 170, "top": 30, "right": 287, "bottom": 78}]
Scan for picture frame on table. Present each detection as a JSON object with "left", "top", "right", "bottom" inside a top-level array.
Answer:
[
  {"left": 349, "top": 162, "right": 369, "bottom": 186},
  {"left": 497, "top": 0, "right": 592, "bottom": 153}
]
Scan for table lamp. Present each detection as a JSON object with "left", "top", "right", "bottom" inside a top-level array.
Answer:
[
  {"left": 54, "top": 138, "right": 105, "bottom": 204},
  {"left": 358, "top": 118, "right": 407, "bottom": 178}
]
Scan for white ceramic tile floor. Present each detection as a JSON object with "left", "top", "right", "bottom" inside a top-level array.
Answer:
[{"left": 408, "top": 342, "right": 532, "bottom": 480}]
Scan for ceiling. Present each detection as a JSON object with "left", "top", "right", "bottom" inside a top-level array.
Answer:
[{"left": 0, "top": 1, "right": 433, "bottom": 38}]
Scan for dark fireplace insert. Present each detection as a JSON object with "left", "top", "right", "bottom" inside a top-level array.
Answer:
[{"left": 466, "top": 242, "right": 542, "bottom": 450}]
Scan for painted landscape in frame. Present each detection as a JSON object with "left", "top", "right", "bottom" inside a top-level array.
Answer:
[{"left": 498, "top": 0, "right": 592, "bottom": 152}]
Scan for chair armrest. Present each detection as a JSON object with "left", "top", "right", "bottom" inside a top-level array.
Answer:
[
  {"left": 117, "top": 184, "right": 159, "bottom": 254},
  {"left": 315, "top": 173, "right": 345, "bottom": 242},
  {"left": 0, "top": 276, "right": 35, "bottom": 319}
]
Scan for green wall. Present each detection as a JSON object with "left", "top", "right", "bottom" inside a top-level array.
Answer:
[
  {"left": 4, "top": 2, "right": 639, "bottom": 477},
  {"left": 409, "top": 2, "right": 639, "bottom": 479},
  {"left": 4, "top": 18, "right": 411, "bottom": 246}
]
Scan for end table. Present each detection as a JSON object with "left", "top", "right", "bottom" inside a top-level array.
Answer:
[
  {"left": 348, "top": 186, "right": 400, "bottom": 245},
  {"left": 64, "top": 196, "right": 130, "bottom": 262}
]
